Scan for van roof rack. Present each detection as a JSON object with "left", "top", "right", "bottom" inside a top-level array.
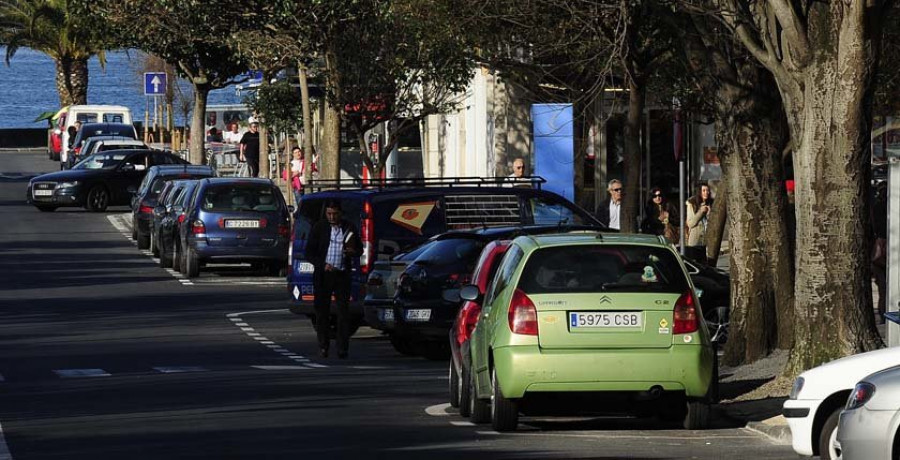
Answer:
[{"left": 307, "top": 176, "right": 546, "bottom": 192}]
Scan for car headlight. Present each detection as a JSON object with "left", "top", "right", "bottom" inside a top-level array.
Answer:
[
  {"left": 789, "top": 376, "right": 805, "bottom": 399},
  {"left": 56, "top": 181, "right": 80, "bottom": 189},
  {"left": 846, "top": 382, "right": 876, "bottom": 410}
]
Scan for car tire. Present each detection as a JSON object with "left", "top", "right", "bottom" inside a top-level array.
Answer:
[
  {"left": 706, "top": 306, "right": 729, "bottom": 344},
  {"left": 458, "top": 365, "right": 472, "bottom": 418},
  {"left": 85, "top": 186, "right": 109, "bottom": 212},
  {"left": 131, "top": 225, "right": 137, "bottom": 240},
  {"left": 819, "top": 409, "right": 841, "bottom": 460},
  {"left": 469, "top": 369, "right": 490, "bottom": 424},
  {"left": 159, "top": 239, "right": 173, "bottom": 268},
  {"left": 683, "top": 399, "right": 710, "bottom": 430},
  {"left": 491, "top": 368, "right": 519, "bottom": 432},
  {"left": 173, "top": 242, "right": 182, "bottom": 272},
  {"left": 35, "top": 205, "right": 57, "bottom": 212},
  {"left": 389, "top": 334, "right": 417, "bottom": 356},
  {"left": 150, "top": 231, "right": 159, "bottom": 257},
  {"left": 449, "top": 362, "right": 460, "bottom": 408},
  {"left": 185, "top": 247, "right": 200, "bottom": 278},
  {"left": 136, "top": 230, "right": 150, "bottom": 250}
]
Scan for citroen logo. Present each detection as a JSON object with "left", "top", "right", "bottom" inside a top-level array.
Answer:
[{"left": 599, "top": 296, "right": 612, "bottom": 304}]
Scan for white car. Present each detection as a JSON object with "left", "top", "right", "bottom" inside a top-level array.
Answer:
[
  {"left": 784, "top": 347, "right": 900, "bottom": 459},
  {"left": 836, "top": 365, "right": 900, "bottom": 460}
]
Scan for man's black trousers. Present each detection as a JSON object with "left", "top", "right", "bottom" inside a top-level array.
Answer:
[{"left": 313, "top": 270, "right": 351, "bottom": 354}]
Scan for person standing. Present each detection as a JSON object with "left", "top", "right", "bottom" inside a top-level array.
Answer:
[
  {"left": 641, "top": 187, "right": 679, "bottom": 244},
  {"left": 685, "top": 182, "right": 714, "bottom": 261},
  {"left": 872, "top": 180, "right": 887, "bottom": 324},
  {"left": 596, "top": 179, "right": 623, "bottom": 231},
  {"left": 304, "top": 200, "right": 362, "bottom": 359},
  {"left": 239, "top": 121, "right": 261, "bottom": 177},
  {"left": 504, "top": 157, "right": 530, "bottom": 187},
  {"left": 289, "top": 146, "right": 306, "bottom": 205},
  {"left": 223, "top": 122, "right": 242, "bottom": 144}
]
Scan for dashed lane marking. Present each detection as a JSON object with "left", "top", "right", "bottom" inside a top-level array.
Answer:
[
  {"left": 450, "top": 421, "right": 475, "bottom": 427},
  {"left": 424, "top": 403, "right": 454, "bottom": 417},
  {"left": 226, "top": 309, "right": 324, "bottom": 369},
  {"left": 252, "top": 365, "right": 310, "bottom": 371},
  {"left": 152, "top": 366, "right": 208, "bottom": 374},
  {"left": 0, "top": 418, "right": 12, "bottom": 460},
  {"left": 53, "top": 369, "right": 111, "bottom": 378}
]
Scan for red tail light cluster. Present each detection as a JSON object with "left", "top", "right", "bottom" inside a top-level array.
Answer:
[
  {"left": 445, "top": 273, "right": 472, "bottom": 289},
  {"left": 177, "top": 214, "right": 186, "bottom": 224},
  {"left": 361, "top": 202, "right": 375, "bottom": 274},
  {"left": 673, "top": 290, "right": 699, "bottom": 334},
  {"left": 508, "top": 289, "right": 538, "bottom": 336},
  {"left": 278, "top": 224, "right": 290, "bottom": 237},
  {"left": 139, "top": 205, "right": 154, "bottom": 214},
  {"left": 456, "top": 302, "right": 482, "bottom": 344},
  {"left": 191, "top": 219, "right": 206, "bottom": 235}
]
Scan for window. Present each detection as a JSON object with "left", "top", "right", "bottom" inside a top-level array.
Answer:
[
  {"left": 202, "top": 184, "right": 281, "bottom": 212},
  {"left": 137, "top": 172, "right": 153, "bottom": 194},
  {"left": 76, "top": 113, "right": 99, "bottom": 123},
  {"left": 414, "top": 237, "right": 484, "bottom": 266},
  {"left": 529, "top": 196, "right": 585, "bottom": 226},
  {"left": 517, "top": 245, "right": 689, "bottom": 294},
  {"left": 102, "top": 113, "right": 125, "bottom": 123},
  {"left": 484, "top": 245, "right": 524, "bottom": 308}
]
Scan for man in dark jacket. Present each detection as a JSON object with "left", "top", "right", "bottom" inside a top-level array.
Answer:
[
  {"left": 304, "top": 200, "right": 363, "bottom": 358},
  {"left": 596, "top": 179, "right": 623, "bottom": 230}
]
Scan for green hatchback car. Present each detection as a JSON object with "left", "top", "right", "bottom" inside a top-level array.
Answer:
[{"left": 462, "top": 232, "right": 717, "bottom": 431}]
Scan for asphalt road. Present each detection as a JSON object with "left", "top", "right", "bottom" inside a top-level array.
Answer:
[{"left": 0, "top": 151, "right": 797, "bottom": 459}]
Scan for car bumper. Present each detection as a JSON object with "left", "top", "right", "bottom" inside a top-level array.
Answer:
[
  {"left": 27, "top": 187, "right": 84, "bottom": 207},
  {"left": 783, "top": 399, "right": 820, "bottom": 456},
  {"left": 363, "top": 301, "right": 396, "bottom": 331},
  {"left": 189, "top": 238, "right": 288, "bottom": 262},
  {"left": 492, "top": 344, "right": 713, "bottom": 399},
  {"left": 388, "top": 300, "right": 457, "bottom": 339},
  {"left": 837, "top": 407, "right": 894, "bottom": 460}
]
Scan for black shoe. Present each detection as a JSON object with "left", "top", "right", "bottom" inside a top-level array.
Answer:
[
  {"left": 320, "top": 348, "right": 329, "bottom": 358},
  {"left": 338, "top": 352, "right": 348, "bottom": 359}
]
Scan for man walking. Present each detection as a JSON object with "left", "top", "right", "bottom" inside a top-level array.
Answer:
[
  {"left": 239, "top": 121, "right": 261, "bottom": 177},
  {"left": 304, "top": 200, "right": 362, "bottom": 359},
  {"left": 597, "top": 179, "right": 623, "bottom": 230}
]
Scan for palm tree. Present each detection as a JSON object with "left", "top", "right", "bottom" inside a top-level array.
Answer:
[{"left": 0, "top": 0, "right": 105, "bottom": 106}]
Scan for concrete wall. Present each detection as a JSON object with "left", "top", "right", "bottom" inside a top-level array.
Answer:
[{"left": 0, "top": 129, "right": 48, "bottom": 149}]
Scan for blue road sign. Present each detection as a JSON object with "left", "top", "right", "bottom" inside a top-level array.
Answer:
[{"left": 144, "top": 72, "right": 167, "bottom": 96}]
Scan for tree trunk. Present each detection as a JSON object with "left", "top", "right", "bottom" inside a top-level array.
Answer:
[
  {"left": 321, "top": 98, "right": 342, "bottom": 182},
  {"left": 55, "top": 57, "right": 89, "bottom": 106},
  {"left": 189, "top": 84, "right": 210, "bottom": 165},
  {"left": 299, "top": 63, "right": 314, "bottom": 186},
  {"left": 621, "top": 78, "right": 644, "bottom": 233},
  {"left": 705, "top": 187, "right": 727, "bottom": 265},
  {"left": 719, "top": 112, "right": 795, "bottom": 365}
]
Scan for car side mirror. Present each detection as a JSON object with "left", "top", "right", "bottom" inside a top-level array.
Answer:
[
  {"left": 126, "top": 185, "right": 137, "bottom": 194},
  {"left": 442, "top": 288, "right": 461, "bottom": 304},
  {"left": 459, "top": 284, "right": 481, "bottom": 302}
]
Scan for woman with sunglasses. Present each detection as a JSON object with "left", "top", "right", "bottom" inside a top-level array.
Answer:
[{"left": 641, "top": 187, "right": 679, "bottom": 244}]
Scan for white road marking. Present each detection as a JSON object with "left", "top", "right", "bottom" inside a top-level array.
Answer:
[
  {"left": 259, "top": 341, "right": 274, "bottom": 345},
  {"left": 450, "top": 421, "right": 475, "bottom": 427},
  {"left": 424, "top": 403, "right": 453, "bottom": 417},
  {"left": 227, "top": 309, "right": 289, "bottom": 317},
  {"left": 303, "top": 363, "right": 327, "bottom": 368},
  {"left": 252, "top": 365, "right": 310, "bottom": 371},
  {"left": 240, "top": 327, "right": 255, "bottom": 332},
  {"left": 0, "top": 418, "right": 12, "bottom": 460},
  {"left": 53, "top": 369, "right": 111, "bottom": 378},
  {"left": 234, "top": 322, "right": 249, "bottom": 327},
  {"left": 226, "top": 309, "right": 324, "bottom": 369},
  {"left": 152, "top": 366, "right": 208, "bottom": 374}
]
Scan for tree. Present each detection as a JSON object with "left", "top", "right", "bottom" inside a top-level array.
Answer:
[
  {"left": 0, "top": 0, "right": 106, "bottom": 105},
  {"left": 76, "top": 0, "right": 254, "bottom": 164},
  {"left": 706, "top": 1, "right": 890, "bottom": 372}
]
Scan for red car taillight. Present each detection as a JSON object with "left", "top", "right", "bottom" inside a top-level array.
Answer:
[
  {"left": 177, "top": 214, "right": 186, "bottom": 224},
  {"left": 139, "top": 205, "right": 154, "bottom": 214},
  {"left": 361, "top": 201, "right": 375, "bottom": 274},
  {"left": 445, "top": 273, "right": 472, "bottom": 289},
  {"left": 673, "top": 290, "right": 699, "bottom": 334},
  {"left": 278, "top": 224, "right": 290, "bottom": 237},
  {"left": 191, "top": 219, "right": 206, "bottom": 235},
  {"left": 456, "top": 301, "right": 482, "bottom": 345},
  {"left": 508, "top": 289, "right": 538, "bottom": 336}
]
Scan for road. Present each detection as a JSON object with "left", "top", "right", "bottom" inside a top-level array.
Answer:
[{"left": 0, "top": 151, "right": 796, "bottom": 459}]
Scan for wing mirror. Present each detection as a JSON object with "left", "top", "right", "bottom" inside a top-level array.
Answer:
[
  {"left": 442, "top": 289, "right": 461, "bottom": 304},
  {"left": 459, "top": 284, "right": 482, "bottom": 302}
]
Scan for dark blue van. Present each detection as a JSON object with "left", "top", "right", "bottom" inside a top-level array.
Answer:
[{"left": 288, "top": 178, "right": 602, "bottom": 332}]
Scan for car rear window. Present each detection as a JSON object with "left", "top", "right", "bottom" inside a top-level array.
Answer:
[
  {"left": 414, "top": 237, "right": 484, "bottom": 266},
  {"left": 517, "top": 245, "right": 689, "bottom": 294},
  {"left": 202, "top": 184, "right": 281, "bottom": 212}
]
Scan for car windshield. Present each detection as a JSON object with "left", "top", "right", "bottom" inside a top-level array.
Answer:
[
  {"left": 517, "top": 245, "right": 689, "bottom": 294},
  {"left": 72, "top": 153, "right": 129, "bottom": 170},
  {"left": 413, "top": 237, "right": 484, "bottom": 266},
  {"left": 202, "top": 184, "right": 281, "bottom": 212}
]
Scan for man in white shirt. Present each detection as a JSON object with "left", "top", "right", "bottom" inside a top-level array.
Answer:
[
  {"left": 597, "top": 179, "right": 623, "bottom": 230},
  {"left": 223, "top": 122, "right": 243, "bottom": 144}
]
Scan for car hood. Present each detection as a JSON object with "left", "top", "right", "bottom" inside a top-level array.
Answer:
[
  {"left": 31, "top": 169, "right": 106, "bottom": 183},
  {"left": 797, "top": 347, "right": 900, "bottom": 400}
]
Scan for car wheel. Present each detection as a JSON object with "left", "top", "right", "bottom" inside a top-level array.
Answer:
[
  {"left": 159, "top": 239, "right": 173, "bottom": 268},
  {"left": 85, "top": 186, "right": 109, "bottom": 212},
  {"left": 819, "top": 409, "right": 841, "bottom": 460},
  {"left": 706, "top": 306, "right": 729, "bottom": 344},
  {"left": 491, "top": 368, "right": 519, "bottom": 432},
  {"left": 184, "top": 247, "right": 200, "bottom": 278},
  {"left": 684, "top": 399, "right": 711, "bottom": 430},
  {"left": 449, "top": 362, "right": 460, "bottom": 408},
  {"left": 458, "top": 365, "right": 472, "bottom": 418},
  {"left": 389, "top": 334, "right": 417, "bottom": 356},
  {"left": 469, "top": 369, "right": 490, "bottom": 424},
  {"left": 136, "top": 229, "right": 150, "bottom": 250},
  {"left": 172, "top": 242, "right": 182, "bottom": 272},
  {"left": 150, "top": 231, "right": 159, "bottom": 257},
  {"left": 35, "top": 205, "right": 57, "bottom": 212},
  {"left": 131, "top": 225, "right": 137, "bottom": 240}
]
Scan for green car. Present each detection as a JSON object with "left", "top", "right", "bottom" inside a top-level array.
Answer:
[{"left": 462, "top": 232, "right": 717, "bottom": 431}]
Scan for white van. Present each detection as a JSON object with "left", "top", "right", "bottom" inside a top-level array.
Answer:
[{"left": 54, "top": 105, "right": 133, "bottom": 163}]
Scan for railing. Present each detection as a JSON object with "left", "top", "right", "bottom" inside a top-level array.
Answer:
[{"left": 306, "top": 176, "right": 545, "bottom": 192}]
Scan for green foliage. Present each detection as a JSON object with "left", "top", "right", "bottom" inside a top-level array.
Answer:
[
  {"left": 0, "top": 0, "right": 105, "bottom": 63},
  {"left": 244, "top": 80, "right": 304, "bottom": 135}
]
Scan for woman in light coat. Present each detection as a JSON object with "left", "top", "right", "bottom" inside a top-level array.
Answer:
[{"left": 685, "top": 182, "right": 713, "bottom": 261}]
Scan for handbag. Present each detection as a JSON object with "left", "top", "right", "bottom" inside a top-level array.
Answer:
[{"left": 664, "top": 222, "right": 680, "bottom": 245}]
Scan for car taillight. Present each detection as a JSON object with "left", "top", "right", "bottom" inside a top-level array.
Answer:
[
  {"left": 361, "top": 201, "right": 374, "bottom": 274},
  {"left": 191, "top": 219, "right": 206, "bottom": 235},
  {"left": 139, "top": 205, "right": 154, "bottom": 214},
  {"left": 673, "top": 290, "right": 699, "bottom": 334},
  {"left": 259, "top": 218, "right": 268, "bottom": 228},
  {"left": 508, "top": 289, "right": 538, "bottom": 336},
  {"left": 445, "top": 273, "right": 472, "bottom": 289},
  {"left": 456, "top": 302, "right": 482, "bottom": 344},
  {"left": 278, "top": 223, "right": 290, "bottom": 237},
  {"left": 74, "top": 147, "right": 81, "bottom": 154},
  {"left": 177, "top": 214, "right": 186, "bottom": 224}
]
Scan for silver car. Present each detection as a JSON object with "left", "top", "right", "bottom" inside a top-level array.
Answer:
[{"left": 836, "top": 365, "right": 900, "bottom": 460}]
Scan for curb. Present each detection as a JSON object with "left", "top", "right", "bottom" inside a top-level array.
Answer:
[{"left": 745, "top": 417, "right": 792, "bottom": 445}]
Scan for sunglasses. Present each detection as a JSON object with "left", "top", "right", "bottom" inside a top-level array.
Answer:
[
  {"left": 653, "top": 194, "right": 662, "bottom": 198},
  {"left": 612, "top": 188, "right": 622, "bottom": 192}
]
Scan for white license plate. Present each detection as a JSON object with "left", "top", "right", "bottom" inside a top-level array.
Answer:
[
  {"left": 299, "top": 262, "right": 314, "bottom": 273},
  {"left": 570, "top": 312, "right": 643, "bottom": 328},
  {"left": 405, "top": 309, "right": 431, "bottom": 321},
  {"left": 381, "top": 308, "right": 395, "bottom": 321},
  {"left": 33, "top": 190, "right": 53, "bottom": 196},
  {"left": 225, "top": 219, "right": 260, "bottom": 229}
]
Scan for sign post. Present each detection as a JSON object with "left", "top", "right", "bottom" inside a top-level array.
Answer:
[{"left": 144, "top": 73, "right": 167, "bottom": 144}]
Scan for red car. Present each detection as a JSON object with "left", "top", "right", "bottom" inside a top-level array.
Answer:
[{"left": 448, "top": 240, "right": 511, "bottom": 416}]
